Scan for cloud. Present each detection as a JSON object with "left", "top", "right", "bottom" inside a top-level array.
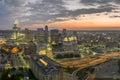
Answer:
[
  {"left": 18, "top": 0, "right": 65, "bottom": 25},
  {"left": 0, "top": 0, "right": 120, "bottom": 29},
  {"left": 80, "top": 0, "right": 120, "bottom": 5},
  {"left": 110, "top": 15, "right": 120, "bottom": 18},
  {"left": 19, "top": 0, "right": 115, "bottom": 25},
  {"left": 49, "top": 6, "right": 114, "bottom": 22},
  {"left": 5, "top": 0, "right": 25, "bottom": 6}
]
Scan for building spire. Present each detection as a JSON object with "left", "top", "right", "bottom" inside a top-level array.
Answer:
[{"left": 14, "top": 19, "right": 19, "bottom": 27}]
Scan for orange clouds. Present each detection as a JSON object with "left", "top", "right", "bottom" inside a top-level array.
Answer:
[
  {"left": 49, "top": 19, "right": 120, "bottom": 30},
  {"left": 23, "top": 15, "right": 120, "bottom": 30}
]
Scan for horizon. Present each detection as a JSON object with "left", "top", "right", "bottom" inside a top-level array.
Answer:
[{"left": 1, "top": 27, "right": 120, "bottom": 31}]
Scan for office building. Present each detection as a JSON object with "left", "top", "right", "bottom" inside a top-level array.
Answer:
[
  {"left": 35, "top": 28, "right": 45, "bottom": 43},
  {"left": 24, "top": 41, "right": 37, "bottom": 55},
  {"left": 24, "top": 28, "right": 33, "bottom": 42},
  {"left": 44, "top": 25, "right": 49, "bottom": 43},
  {"left": 11, "top": 20, "right": 20, "bottom": 45},
  {"left": 28, "top": 55, "right": 63, "bottom": 80},
  {"left": 62, "top": 29, "right": 67, "bottom": 38},
  {"left": 50, "top": 29, "right": 59, "bottom": 45}
]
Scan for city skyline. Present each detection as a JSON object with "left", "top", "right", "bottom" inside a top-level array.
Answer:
[
  {"left": 0, "top": 0, "right": 120, "bottom": 30},
  {"left": 1, "top": 18, "right": 120, "bottom": 80}
]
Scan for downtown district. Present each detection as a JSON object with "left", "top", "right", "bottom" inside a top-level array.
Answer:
[{"left": 0, "top": 22, "right": 120, "bottom": 80}]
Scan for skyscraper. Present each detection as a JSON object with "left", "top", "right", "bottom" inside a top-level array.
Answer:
[
  {"left": 35, "top": 28, "right": 45, "bottom": 43},
  {"left": 50, "top": 29, "right": 59, "bottom": 45},
  {"left": 24, "top": 28, "right": 33, "bottom": 42},
  {"left": 44, "top": 25, "right": 49, "bottom": 43},
  {"left": 62, "top": 29, "right": 67, "bottom": 38},
  {"left": 12, "top": 20, "right": 20, "bottom": 45}
]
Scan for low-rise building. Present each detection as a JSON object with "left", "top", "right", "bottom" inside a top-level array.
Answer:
[{"left": 28, "top": 55, "right": 63, "bottom": 80}]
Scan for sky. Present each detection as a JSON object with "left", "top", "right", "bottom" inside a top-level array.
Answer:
[{"left": 0, "top": 0, "right": 120, "bottom": 30}]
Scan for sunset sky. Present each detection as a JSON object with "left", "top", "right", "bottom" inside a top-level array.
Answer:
[{"left": 0, "top": 0, "right": 120, "bottom": 30}]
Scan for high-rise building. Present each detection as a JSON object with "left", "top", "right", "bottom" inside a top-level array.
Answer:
[
  {"left": 62, "top": 29, "right": 67, "bottom": 38},
  {"left": 35, "top": 28, "right": 45, "bottom": 43},
  {"left": 44, "top": 25, "right": 49, "bottom": 43},
  {"left": 45, "top": 25, "right": 48, "bottom": 31},
  {"left": 50, "top": 29, "right": 59, "bottom": 45},
  {"left": 12, "top": 20, "right": 20, "bottom": 45},
  {"left": 73, "top": 31, "right": 78, "bottom": 42},
  {"left": 24, "top": 28, "right": 33, "bottom": 42}
]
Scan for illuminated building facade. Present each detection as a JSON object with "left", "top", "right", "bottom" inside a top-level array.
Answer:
[
  {"left": 28, "top": 55, "right": 63, "bottom": 80},
  {"left": 0, "top": 38, "right": 6, "bottom": 44},
  {"left": 52, "top": 36, "right": 80, "bottom": 56},
  {"left": 63, "top": 36, "right": 78, "bottom": 51},
  {"left": 11, "top": 20, "right": 20, "bottom": 45}
]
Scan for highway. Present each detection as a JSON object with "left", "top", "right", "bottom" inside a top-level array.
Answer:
[{"left": 59, "top": 52, "right": 120, "bottom": 80}]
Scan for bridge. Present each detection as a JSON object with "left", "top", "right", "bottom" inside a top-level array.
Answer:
[{"left": 59, "top": 52, "right": 120, "bottom": 80}]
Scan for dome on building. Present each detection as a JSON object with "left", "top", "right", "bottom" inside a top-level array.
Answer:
[
  {"left": 63, "top": 36, "right": 77, "bottom": 42},
  {"left": 63, "top": 37, "right": 69, "bottom": 42}
]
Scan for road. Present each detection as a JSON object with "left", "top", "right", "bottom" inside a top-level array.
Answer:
[
  {"left": 59, "top": 52, "right": 120, "bottom": 80},
  {"left": 84, "top": 74, "right": 96, "bottom": 80},
  {"left": 60, "top": 52, "right": 120, "bottom": 68},
  {"left": 71, "top": 58, "right": 107, "bottom": 80}
]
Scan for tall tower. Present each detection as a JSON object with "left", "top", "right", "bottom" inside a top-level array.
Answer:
[
  {"left": 44, "top": 25, "right": 49, "bottom": 43},
  {"left": 12, "top": 20, "right": 20, "bottom": 45},
  {"left": 62, "top": 29, "right": 67, "bottom": 38},
  {"left": 45, "top": 25, "right": 48, "bottom": 31},
  {"left": 14, "top": 19, "right": 19, "bottom": 28}
]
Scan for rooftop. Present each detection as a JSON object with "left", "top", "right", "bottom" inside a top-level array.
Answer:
[{"left": 30, "top": 55, "right": 61, "bottom": 75}]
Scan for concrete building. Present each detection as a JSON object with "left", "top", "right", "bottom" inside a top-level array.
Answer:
[
  {"left": 35, "top": 28, "right": 45, "bottom": 43},
  {"left": 52, "top": 36, "right": 80, "bottom": 58},
  {"left": 63, "top": 36, "right": 78, "bottom": 51},
  {"left": 28, "top": 55, "right": 63, "bottom": 80},
  {"left": 50, "top": 29, "right": 59, "bottom": 45},
  {"left": 44, "top": 25, "right": 49, "bottom": 43},
  {"left": 62, "top": 29, "right": 67, "bottom": 38},
  {"left": 24, "top": 41, "right": 37, "bottom": 55},
  {"left": 11, "top": 20, "right": 20, "bottom": 45},
  {"left": 24, "top": 28, "right": 33, "bottom": 42}
]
